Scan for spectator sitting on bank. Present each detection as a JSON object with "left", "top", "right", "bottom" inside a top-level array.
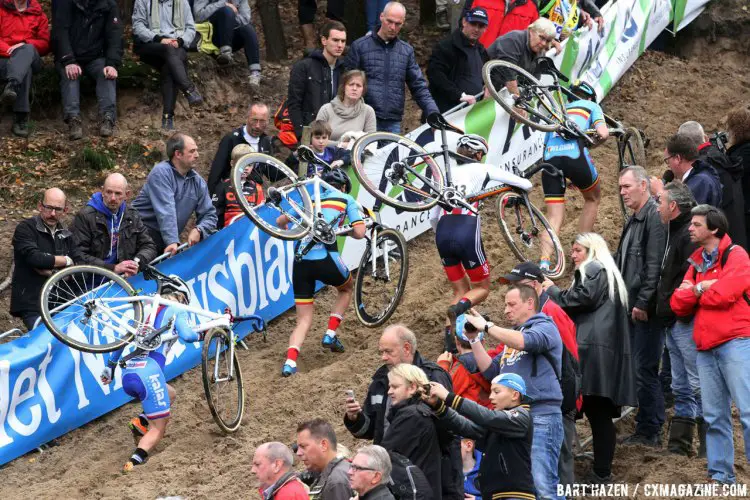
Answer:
[
  {"left": 347, "top": 445, "right": 396, "bottom": 500},
  {"left": 296, "top": 418, "right": 353, "bottom": 499},
  {"left": 0, "top": 0, "right": 49, "bottom": 138},
  {"left": 132, "top": 133, "right": 217, "bottom": 255},
  {"left": 251, "top": 441, "right": 308, "bottom": 499},
  {"left": 287, "top": 120, "right": 351, "bottom": 176},
  {"left": 212, "top": 144, "right": 261, "bottom": 229},
  {"left": 344, "top": 1, "right": 439, "bottom": 133},
  {"left": 192, "top": 0, "right": 261, "bottom": 85},
  {"left": 460, "top": 438, "right": 482, "bottom": 500},
  {"left": 11, "top": 188, "right": 82, "bottom": 330},
  {"left": 469, "top": 0, "right": 539, "bottom": 49},
  {"left": 725, "top": 104, "right": 750, "bottom": 248},
  {"left": 316, "top": 69, "right": 376, "bottom": 146},
  {"left": 427, "top": 7, "right": 489, "bottom": 113},
  {"left": 298, "top": 0, "right": 344, "bottom": 51},
  {"left": 131, "top": 0, "right": 203, "bottom": 131},
  {"left": 71, "top": 173, "right": 157, "bottom": 276}
]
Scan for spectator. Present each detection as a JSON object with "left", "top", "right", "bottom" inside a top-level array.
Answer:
[
  {"left": 426, "top": 7, "right": 489, "bottom": 113},
  {"left": 725, "top": 105, "right": 750, "bottom": 248},
  {"left": 347, "top": 445, "right": 395, "bottom": 500},
  {"left": 296, "top": 419, "right": 353, "bottom": 500},
  {"left": 298, "top": 0, "right": 344, "bottom": 51},
  {"left": 132, "top": 0, "right": 203, "bottom": 131},
  {"left": 670, "top": 205, "right": 750, "bottom": 485},
  {"left": 460, "top": 438, "right": 482, "bottom": 500},
  {"left": 288, "top": 120, "right": 351, "bottom": 176},
  {"left": 192, "top": 0, "right": 261, "bottom": 85},
  {"left": 344, "top": 2, "right": 439, "bottom": 133},
  {"left": 52, "top": 0, "right": 123, "bottom": 140},
  {"left": 655, "top": 133, "right": 722, "bottom": 208},
  {"left": 212, "top": 144, "right": 260, "bottom": 229},
  {"left": 465, "top": 285, "right": 563, "bottom": 499},
  {"left": 288, "top": 20, "right": 346, "bottom": 140},
  {"left": 676, "top": 121, "right": 746, "bottom": 249},
  {"left": 614, "top": 166, "right": 667, "bottom": 447},
  {"left": 71, "top": 173, "right": 157, "bottom": 276},
  {"left": 343, "top": 324, "right": 464, "bottom": 500},
  {"left": 365, "top": 0, "right": 388, "bottom": 33},
  {"left": 11, "top": 188, "right": 81, "bottom": 330},
  {"left": 207, "top": 102, "right": 277, "bottom": 195},
  {"left": 653, "top": 181, "right": 704, "bottom": 457},
  {"left": 437, "top": 315, "right": 492, "bottom": 409},
  {"left": 544, "top": 0, "right": 604, "bottom": 40},
  {"left": 132, "top": 133, "right": 217, "bottom": 255},
  {"left": 543, "top": 232, "right": 636, "bottom": 483},
  {"left": 0, "top": 0, "right": 49, "bottom": 138},
  {"left": 251, "top": 442, "right": 308, "bottom": 499},
  {"left": 468, "top": 0, "right": 539, "bottom": 48},
  {"left": 315, "top": 70, "right": 376, "bottom": 145},
  {"left": 427, "top": 372, "right": 535, "bottom": 500}
]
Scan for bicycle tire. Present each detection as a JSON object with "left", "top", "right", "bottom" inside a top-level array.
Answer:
[
  {"left": 354, "top": 228, "right": 409, "bottom": 327},
  {"left": 351, "top": 132, "right": 444, "bottom": 212},
  {"left": 40, "top": 265, "right": 142, "bottom": 353},
  {"left": 231, "top": 152, "right": 313, "bottom": 241},
  {"left": 201, "top": 327, "right": 245, "bottom": 433},
  {"left": 619, "top": 127, "right": 647, "bottom": 222},
  {"left": 482, "top": 60, "right": 564, "bottom": 133},
  {"left": 495, "top": 191, "right": 566, "bottom": 280}
]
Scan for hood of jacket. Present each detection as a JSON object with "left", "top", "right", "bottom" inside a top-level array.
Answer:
[
  {"left": 87, "top": 191, "right": 125, "bottom": 220},
  {"left": 518, "top": 311, "right": 556, "bottom": 331},
  {"left": 699, "top": 142, "right": 743, "bottom": 178},
  {"left": 308, "top": 48, "right": 344, "bottom": 69},
  {"left": 690, "top": 158, "right": 722, "bottom": 182},
  {"left": 2, "top": 0, "right": 42, "bottom": 14}
]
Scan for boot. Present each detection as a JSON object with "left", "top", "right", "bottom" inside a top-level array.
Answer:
[
  {"left": 67, "top": 115, "right": 83, "bottom": 141},
  {"left": 696, "top": 416, "right": 708, "bottom": 459},
  {"left": 161, "top": 113, "right": 175, "bottom": 131},
  {"left": 0, "top": 80, "right": 18, "bottom": 105},
  {"left": 183, "top": 86, "right": 203, "bottom": 107},
  {"left": 99, "top": 113, "right": 115, "bottom": 137},
  {"left": 11, "top": 112, "right": 29, "bottom": 138},
  {"left": 667, "top": 416, "right": 696, "bottom": 456},
  {"left": 216, "top": 45, "right": 233, "bottom": 65}
]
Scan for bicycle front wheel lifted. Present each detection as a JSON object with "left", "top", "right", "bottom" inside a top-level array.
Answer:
[
  {"left": 40, "top": 265, "right": 142, "bottom": 353},
  {"left": 354, "top": 228, "right": 409, "bottom": 327},
  {"left": 201, "top": 328, "right": 245, "bottom": 433}
]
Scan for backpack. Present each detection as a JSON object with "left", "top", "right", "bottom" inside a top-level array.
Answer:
[
  {"left": 532, "top": 343, "right": 582, "bottom": 415},
  {"left": 692, "top": 244, "right": 750, "bottom": 306},
  {"left": 387, "top": 451, "right": 434, "bottom": 500},
  {"left": 274, "top": 98, "right": 298, "bottom": 148}
]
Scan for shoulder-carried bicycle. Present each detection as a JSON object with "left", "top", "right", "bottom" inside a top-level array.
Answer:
[
  {"left": 39, "top": 263, "right": 264, "bottom": 433},
  {"left": 349, "top": 112, "right": 568, "bottom": 280},
  {"left": 229, "top": 147, "right": 408, "bottom": 327}
]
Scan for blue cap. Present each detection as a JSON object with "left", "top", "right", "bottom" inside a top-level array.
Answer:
[
  {"left": 491, "top": 373, "right": 530, "bottom": 399},
  {"left": 465, "top": 7, "right": 489, "bottom": 25},
  {"left": 456, "top": 314, "right": 484, "bottom": 343}
]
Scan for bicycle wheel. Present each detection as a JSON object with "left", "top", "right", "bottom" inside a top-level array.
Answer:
[
  {"left": 495, "top": 191, "right": 566, "bottom": 280},
  {"left": 354, "top": 228, "right": 409, "bottom": 327},
  {"left": 351, "top": 132, "right": 444, "bottom": 212},
  {"left": 618, "top": 127, "right": 647, "bottom": 221},
  {"left": 231, "top": 152, "right": 313, "bottom": 241},
  {"left": 482, "top": 60, "right": 564, "bottom": 133},
  {"left": 201, "top": 328, "right": 245, "bottom": 433},
  {"left": 40, "top": 265, "right": 142, "bottom": 353}
]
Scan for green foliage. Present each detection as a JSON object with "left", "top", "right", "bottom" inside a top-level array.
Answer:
[{"left": 70, "top": 145, "right": 116, "bottom": 172}]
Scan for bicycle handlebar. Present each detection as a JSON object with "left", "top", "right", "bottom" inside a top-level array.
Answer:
[{"left": 523, "top": 162, "right": 563, "bottom": 179}]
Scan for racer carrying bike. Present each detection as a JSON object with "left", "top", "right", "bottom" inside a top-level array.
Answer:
[
  {"left": 276, "top": 168, "right": 366, "bottom": 377},
  {"left": 431, "top": 133, "right": 533, "bottom": 352},
  {"left": 100, "top": 279, "right": 199, "bottom": 472},
  {"left": 539, "top": 80, "right": 609, "bottom": 270}
]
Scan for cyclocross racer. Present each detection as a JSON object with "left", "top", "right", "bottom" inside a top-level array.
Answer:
[
  {"left": 100, "top": 279, "right": 199, "bottom": 472},
  {"left": 277, "top": 168, "right": 366, "bottom": 377}
]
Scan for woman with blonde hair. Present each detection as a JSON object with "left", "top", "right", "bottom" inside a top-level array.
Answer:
[
  {"left": 316, "top": 70, "right": 376, "bottom": 146},
  {"left": 542, "top": 232, "right": 636, "bottom": 484}
]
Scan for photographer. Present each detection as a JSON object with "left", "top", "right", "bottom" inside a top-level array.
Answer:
[{"left": 725, "top": 105, "right": 750, "bottom": 250}]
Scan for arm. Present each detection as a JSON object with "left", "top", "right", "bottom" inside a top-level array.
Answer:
[
  {"left": 132, "top": 0, "right": 159, "bottom": 43},
  {"left": 633, "top": 210, "right": 666, "bottom": 311},
  {"left": 405, "top": 48, "right": 439, "bottom": 117},
  {"left": 29, "top": 11, "right": 50, "bottom": 56},
  {"left": 466, "top": 313, "right": 525, "bottom": 350},
  {"left": 287, "top": 62, "right": 308, "bottom": 139},
  {"left": 363, "top": 106, "right": 376, "bottom": 133},
  {"left": 441, "top": 393, "right": 531, "bottom": 438},
  {"left": 12, "top": 223, "right": 60, "bottom": 269},
  {"left": 207, "top": 135, "right": 233, "bottom": 194},
  {"left": 172, "top": 309, "right": 200, "bottom": 342},
  {"left": 193, "top": 0, "right": 223, "bottom": 23},
  {"left": 236, "top": 0, "right": 251, "bottom": 26},
  {"left": 700, "top": 250, "right": 750, "bottom": 309},
  {"left": 70, "top": 211, "right": 113, "bottom": 269},
  {"left": 179, "top": 0, "right": 196, "bottom": 47},
  {"left": 346, "top": 200, "right": 366, "bottom": 240},
  {"left": 194, "top": 182, "right": 218, "bottom": 240},
  {"left": 53, "top": 0, "right": 76, "bottom": 65},
  {"left": 379, "top": 410, "right": 430, "bottom": 460},
  {"left": 132, "top": 215, "right": 158, "bottom": 264},
  {"left": 433, "top": 402, "right": 486, "bottom": 440},
  {"left": 547, "top": 271, "right": 603, "bottom": 314},
  {"left": 669, "top": 267, "right": 700, "bottom": 317},
  {"left": 426, "top": 42, "right": 463, "bottom": 105},
  {"left": 468, "top": 340, "right": 499, "bottom": 380},
  {"left": 146, "top": 167, "right": 181, "bottom": 246},
  {"left": 104, "top": 2, "right": 124, "bottom": 68}
]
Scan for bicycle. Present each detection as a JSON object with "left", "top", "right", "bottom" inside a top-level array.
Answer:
[
  {"left": 39, "top": 263, "right": 265, "bottom": 433},
  {"left": 229, "top": 147, "right": 409, "bottom": 327},
  {"left": 482, "top": 56, "right": 648, "bottom": 221},
  {"left": 349, "top": 112, "right": 567, "bottom": 280}
]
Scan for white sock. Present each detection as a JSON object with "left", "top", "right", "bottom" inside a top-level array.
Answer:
[
  {"left": 284, "top": 359, "right": 297, "bottom": 368},
  {"left": 325, "top": 329, "right": 337, "bottom": 338}
]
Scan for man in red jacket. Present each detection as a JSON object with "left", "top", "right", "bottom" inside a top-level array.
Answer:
[
  {"left": 670, "top": 204, "right": 750, "bottom": 485},
  {"left": 252, "top": 441, "right": 309, "bottom": 499},
  {"left": 470, "top": 0, "right": 540, "bottom": 48},
  {"left": 0, "top": 0, "right": 49, "bottom": 137}
]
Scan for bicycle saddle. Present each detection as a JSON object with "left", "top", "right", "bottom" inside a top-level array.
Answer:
[
  {"left": 297, "top": 145, "right": 328, "bottom": 167},
  {"left": 535, "top": 57, "right": 569, "bottom": 83},
  {"left": 427, "top": 113, "right": 465, "bottom": 135}
]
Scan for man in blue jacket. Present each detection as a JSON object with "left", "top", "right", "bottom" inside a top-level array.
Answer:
[
  {"left": 661, "top": 133, "right": 723, "bottom": 208},
  {"left": 464, "top": 284, "right": 564, "bottom": 500},
  {"left": 343, "top": 1, "right": 438, "bottom": 133}
]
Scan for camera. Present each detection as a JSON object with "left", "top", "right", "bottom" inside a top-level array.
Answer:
[
  {"left": 710, "top": 131, "right": 729, "bottom": 154},
  {"left": 464, "top": 313, "right": 490, "bottom": 333}
]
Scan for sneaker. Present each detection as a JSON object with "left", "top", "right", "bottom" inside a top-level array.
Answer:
[
  {"left": 621, "top": 432, "right": 661, "bottom": 448},
  {"left": 216, "top": 46, "right": 233, "bottom": 66},
  {"left": 0, "top": 81, "right": 17, "bottom": 105},
  {"left": 436, "top": 9, "right": 450, "bottom": 30},
  {"left": 322, "top": 334, "right": 345, "bottom": 353},
  {"left": 248, "top": 70, "right": 261, "bottom": 87},
  {"left": 281, "top": 363, "right": 297, "bottom": 377},
  {"left": 128, "top": 416, "right": 149, "bottom": 437},
  {"left": 161, "top": 113, "right": 175, "bottom": 131},
  {"left": 100, "top": 114, "right": 115, "bottom": 137},
  {"left": 184, "top": 87, "right": 204, "bottom": 107},
  {"left": 11, "top": 113, "right": 29, "bottom": 138},
  {"left": 68, "top": 116, "right": 83, "bottom": 141}
]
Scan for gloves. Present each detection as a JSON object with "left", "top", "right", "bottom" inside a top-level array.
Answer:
[{"left": 100, "top": 366, "right": 113, "bottom": 385}]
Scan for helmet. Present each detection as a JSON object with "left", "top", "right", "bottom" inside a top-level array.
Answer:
[
  {"left": 160, "top": 275, "right": 192, "bottom": 304},
  {"left": 456, "top": 134, "right": 489, "bottom": 156},
  {"left": 570, "top": 80, "right": 597, "bottom": 101},
  {"left": 322, "top": 168, "right": 352, "bottom": 194}
]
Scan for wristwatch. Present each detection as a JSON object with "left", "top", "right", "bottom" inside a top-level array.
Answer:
[
  {"left": 696, "top": 282, "right": 704, "bottom": 296},
  {"left": 484, "top": 321, "right": 495, "bottom": 333},
  {"left": 65, "top": 256, "right": 73, "bottom": 267}
]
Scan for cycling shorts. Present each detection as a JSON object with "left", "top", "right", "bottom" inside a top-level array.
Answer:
[
  {"left": 121, "top": 356, "right": 171, "bottom": 420},
  {"left": 435, "top": 214, "right": 490, "bottom": 283},
  {"left": 542, "top": 150, "right": 599, "bottom": 203},
  {"left": 292, "top": 252, "right": 351, "bottom": 305}
]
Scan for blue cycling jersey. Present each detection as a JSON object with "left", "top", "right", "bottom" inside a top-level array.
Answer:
[{"left": 543, "top": 99, "right": 605, "bottom": 161}]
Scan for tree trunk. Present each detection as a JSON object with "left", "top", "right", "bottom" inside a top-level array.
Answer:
[
  {"left": 344, "top": 0, "right": 367, "bottom": 42},
  {"left": 420, "top": 0, "right": 436, "bottom": 26},
  {"left": 118, "top": 0, "right": 134, "bottom": 23},
  {"left": 257, "top": 0, "right": 288, "bottom": 62}
]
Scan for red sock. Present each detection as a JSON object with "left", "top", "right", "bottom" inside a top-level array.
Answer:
[
  {"left": 286, "top": 346, "right": 299, "bottom": 362},
  {"left": 327, "top": 314, "right": 343, "bottom": 333}
]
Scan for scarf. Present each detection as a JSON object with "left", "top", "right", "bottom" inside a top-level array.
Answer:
[
  {"left": 330, "top": 96, "right": 364, "bottom": 121},
  {"left": 87, "top": 192, "right": 125, "bottom": 264},
  {"left": 150, "top": 0, "right": 184, "bottom": 37}
]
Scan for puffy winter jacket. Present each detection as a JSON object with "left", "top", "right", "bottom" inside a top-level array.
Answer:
[
  {"left": 344, "top": 32, "right": 438, "bottom": 122},
  {"left": 670, "top": 234, "right": 750, "bottom": 351},
  {"left": 468, "top": 0, "right": 539, "bottom": 48},
  {"left": 0, "top": 0, "right": 49, "bottom": 58},
  {"left": 287, "top": 49, "right": 344, "bottom": 138},
  {"left": 52, "top": 0, "right": 123, "bottom": 67}
]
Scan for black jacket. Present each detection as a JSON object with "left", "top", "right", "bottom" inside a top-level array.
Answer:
[
  {"left": 613, "top": 198, "right": 666, "bottom": 314},
  {"left": 287, "top": 49, "right": 344, "bottom": 138},
  {"left": 728, "top": 140, "right": 750, "bottom": 249},
  {"left": 655, "top": 211, "right": 698, "bottom": 325},
  {"left": 361, "top": 485, "right": 395, "bottom": 500},
  {"left": 207, "top": 127, "right": 276, "bottom": 195},
  {"left": 436, "top": 395, "right": 535, "bottom": 500},
  {"left": 548, "top": 262, "right": 637, "bottom": 408},
  {"left": 427, "top": 29, "right": 488, "bottom": 113},
  {"left": 381, "top": 397, "right": 442, "bottom": 497},
  {"left": 52, "top": 0, "right": 123, "bottom": 67},
  {"left": 11, "top": 216, "right": 82, "bottom": 316},
  {"left": 699, "top": 143, "right": 747, "bottom": 249},
  {"left": 71, "top": 204, "right": 157, "bottom": 270}
]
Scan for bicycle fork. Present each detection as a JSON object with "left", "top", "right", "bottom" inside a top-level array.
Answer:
[
  {"left": 368, "top": 228, "right": 392, "bottom": 281},
  {"left": 213, "top": 331, "right": 236, "bottom": 382},
  {"left": 514, "top": 193, "right": 540, "bottom": 243}
]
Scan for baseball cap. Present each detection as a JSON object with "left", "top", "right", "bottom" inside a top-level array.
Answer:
[
  {"left": 455, "top": 314, "right": 484, "bottom": 343},
  {"left": 499, "top": 262, "right": 544, "bottom": 284},
  {"left": 465, "top": 7, "right": 489, "bottom": 25},
  {"left": 491, "top": 373, "right": 531, "bottom": 400}
]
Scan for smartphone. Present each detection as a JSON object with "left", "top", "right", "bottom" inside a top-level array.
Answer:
[{"left": 345, "top": 389, "right": 355, "bottom": 400}]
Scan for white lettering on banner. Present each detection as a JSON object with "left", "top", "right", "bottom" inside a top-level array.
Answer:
[
  {"left": 502, "top": 135, "right": 545, "bottom": 170},
  {"left": 249, "top": 228, "right": 270, "bottom": 310},
  {"left": 207, "top": 261, "right": 235, "bottom": 313},
  {"left": 264, "top": 238, "right": 290, "bottom": 302},
  {"left": 35, "top": 344, "right": 61, "bottom": 425},
  {"left": 225, "top": 239, "right": 257, "bottom": 314},
  {"left": 8, "top": 367, "right": 42, "bottom": 437},
  {"left": 69, "top": 342, "right": 109, "bottom": 409},
  {"left": 0, "top": 361, "right": 12, "bottom": 446},
  {"left": 395, "top": 210, "right": 429, "bottom": 234}
]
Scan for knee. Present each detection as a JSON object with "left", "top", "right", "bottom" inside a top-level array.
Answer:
[
  {"left": 13, "top": 43, "right": 37, "bottom": 57},
  {"left": 214, "top": 5, "right": 235, "bottom": 20}
]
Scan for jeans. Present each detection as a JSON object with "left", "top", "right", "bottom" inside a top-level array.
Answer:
[
  {"left": 558, "top": 412, "right": 576, "bottom": 487},
  {"left": 376, "top": 118, "right": 401, "bottom": 134},
  {"left": 531, "top": 412, "right": 564, "bottom": 500},
  {"left": 297, "top": 0, "right": 345, "bottom": 24},
  {"left": 697, "top": 337, "right": 750, "bottom": 484},
  {"left": 631, "top": 319, "right": 666, "bottom": 437},
  {"left": 0, "top": 43, "right": 42, "bottom": 113},
  {"left": 58, "top": 57, "right": 117, "bottom": 120},
  {"left": 365, "top": 0, "right": 389, "bottom": 32},
  {"left": 666, "top": 320, "right": 702, "bottom": 419},
  {"left": 134, "top": 42, "right": 192, "bottom": 115},
  {"left": 209, "top": 7, "right": 260, "bottom": 70}
]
